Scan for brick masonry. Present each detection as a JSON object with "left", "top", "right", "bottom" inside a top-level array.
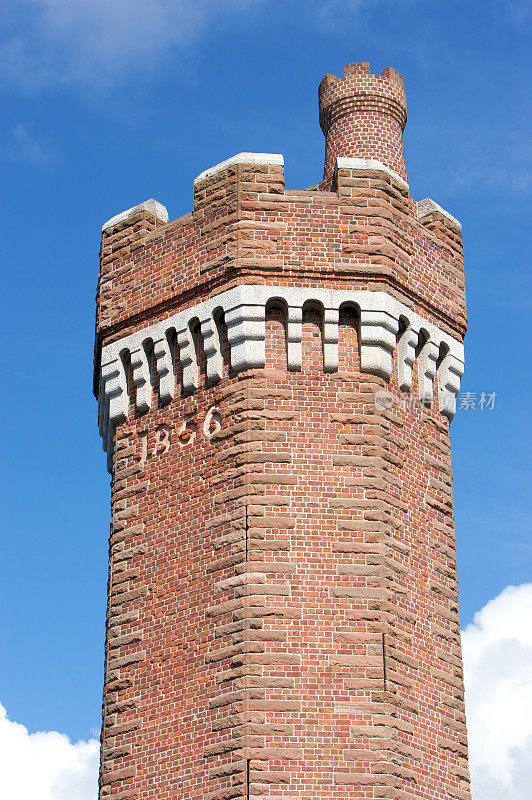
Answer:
[{"left": 94, "top": 63, "right": 471, "bottom": 800}]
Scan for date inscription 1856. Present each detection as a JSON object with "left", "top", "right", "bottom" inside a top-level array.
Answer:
[{"left": 138, "top": 406, "right": 222, "bottom": 468}]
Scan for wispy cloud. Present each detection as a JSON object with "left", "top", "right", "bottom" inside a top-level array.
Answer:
[
  {"left": 452, "top": 130, "right": 532, "bottom": 196},
  {"left": 1, "top": 0, "right": 262, "bottom": 91},
  {"left": 312, "top": 0, "right": 532, "bottom": 31},
  {"left": 462, "top": 584, "right": 532, "bottom": 798},
  {"left": 495, "top": 0, "right": 532, "bottom": 27},
  {"left": 312, "top": 0, "right": 388, "bottom": 31},
  {"left": 0, "top": 702, "right": 99, "bottom": 799},
  {"left": 412, "top": 124, "right": 532, "bottom": 199},
  {"left": 4, "top": 123, "right": 52, "bottom": 163}
]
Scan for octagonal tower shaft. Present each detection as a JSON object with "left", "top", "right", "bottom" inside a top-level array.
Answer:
[{"left": 94, "top": 63, "right": 470, "bottom": 800}]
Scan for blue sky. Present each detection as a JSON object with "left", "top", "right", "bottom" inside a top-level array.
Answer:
[{"left": 1, "top": 1, "right": 531, "bottom": 797}]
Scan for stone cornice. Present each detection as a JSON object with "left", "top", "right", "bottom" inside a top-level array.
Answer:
[{"left": 98, "top": 285, "right": 465, "bottom": 465}]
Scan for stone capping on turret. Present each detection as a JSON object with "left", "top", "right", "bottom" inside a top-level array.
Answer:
[
  {"left": 194, "top": 152, "right": 284, "bottom": 186},
  {"left": 97, "top": 284, "right": 465, "bottom": 464},
  {"left": 334, "top": 157, "right": 409, "bottom": 192},
  {"left": 417, "top": 197, "right": 461, "bottom": 230},
  {"left": 102, "top": 199, "right": 169, "bottom": 231}
]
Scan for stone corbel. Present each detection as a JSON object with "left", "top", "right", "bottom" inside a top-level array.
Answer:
[
  {"left": 418, "top": 339, "right": 440, "bottom": 405},
  {"left": 286, "top": 306, "right": 303, "bottom": 371},
  {"left": 438, "top": 352, "right": 465, "bottom": 420},
  {"left": 225, "top": 304, "right": 266, "bottom": 372},
  {"left": 100, "top": 353, "right": 128, "bottom": 431},
  {"left": 200, "top": 316, "right": 223, "bottom": 383},
  {"left": 153, "top": 333, "right": 175, "bottom": 403},
  {"left": 177, "top": 325, "right": 199, "bottom": 392},
  {"left": 359, "top": 308, "right": 399, "bottom": 379},
  {"left": 397, "top": 326, "right": 419, "bottom": 391},
  {"left": 323, "top": 308, "right": 340, "bottom": 372},
  {"left": 130, "top": 342, "right": 152, "bottom": 413}
]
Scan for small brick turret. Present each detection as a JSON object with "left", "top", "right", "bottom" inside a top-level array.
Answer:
[
  {"left": 319, "top": 62, "right": 408, "bottom": 188},
  {"left": 94, "top": 63, "right": 470, "bottom": 800}
]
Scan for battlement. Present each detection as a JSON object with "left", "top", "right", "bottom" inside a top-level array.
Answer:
[
  {"left": 102, "top": 198, "right": 169, "bottom": 231},
  {"left": 319, "top": 62, "right": 407, "bottom": 129},
  {"left": 95, "top": 148, "right": 465, "bottom": 350},
  {"left": 194, "top": 152, "right": 284, "bottom": 186}
]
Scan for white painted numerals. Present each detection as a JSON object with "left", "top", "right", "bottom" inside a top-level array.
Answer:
[
  {"left": 138, "top": 406, "right": 221, "bottom": 468},
  {"left": 203, "top": 406, "right": 222, "bottom": 438},
  {"left": 177, "top": 419, "right": 197, "bottom": 448}
]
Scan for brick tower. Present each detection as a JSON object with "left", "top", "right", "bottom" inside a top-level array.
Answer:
[{"left": 95, "top": 63, "right": 470, "bottom": 800}]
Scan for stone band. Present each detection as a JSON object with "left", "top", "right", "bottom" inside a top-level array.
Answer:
[{"left": 98, "top": 285, "right": 465, "bottom": 461}]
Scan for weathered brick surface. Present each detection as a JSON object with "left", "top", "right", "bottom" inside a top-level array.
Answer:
[{"left": 95, "top": 63, "right": 470, "bottom": 799}]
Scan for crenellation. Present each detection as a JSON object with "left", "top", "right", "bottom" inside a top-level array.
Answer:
[
  {"left": 194, "top": 153, "right": 285, "bottom": 187},
  {"left": 102, "top": 199, "right": 169, "bottom": 232},
  {"left": 94, "top": 146, "right": 466, "bottom": 344},
  {"left": 417, "top": 197, "right": 461, "bottom": 231},
  {"left": 335, "top": 157, "right": 410, "bottom": 193}
]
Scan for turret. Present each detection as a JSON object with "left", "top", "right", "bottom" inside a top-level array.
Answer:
[{"left": 319, "top": 62, "right": 407, "bottom": 188}]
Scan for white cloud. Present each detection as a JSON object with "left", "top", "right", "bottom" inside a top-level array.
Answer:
[
  {"left": 1, "top": 586, "right": 531, "bottom": 799},
  {"left": 1, "top": 0, "right": 262, "bottom": 90},
  {"left": 0, "top": 703, "right": 99, "bottom": 800},
  {"left": 462, "top": 583, "right": 532, "bottom": 799}
]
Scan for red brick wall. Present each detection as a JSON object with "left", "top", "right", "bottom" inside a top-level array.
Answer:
[{"left": 95, "top": 63, "right": 470, "bottom": 800}]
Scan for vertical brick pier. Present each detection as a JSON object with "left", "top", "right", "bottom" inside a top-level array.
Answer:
[{"left": 94, "top": 62, "right": 470, "bottom": 800}]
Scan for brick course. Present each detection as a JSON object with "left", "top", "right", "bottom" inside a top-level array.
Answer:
[{"left": 94, "top": 63, "right": 470, "bottom": 800}]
